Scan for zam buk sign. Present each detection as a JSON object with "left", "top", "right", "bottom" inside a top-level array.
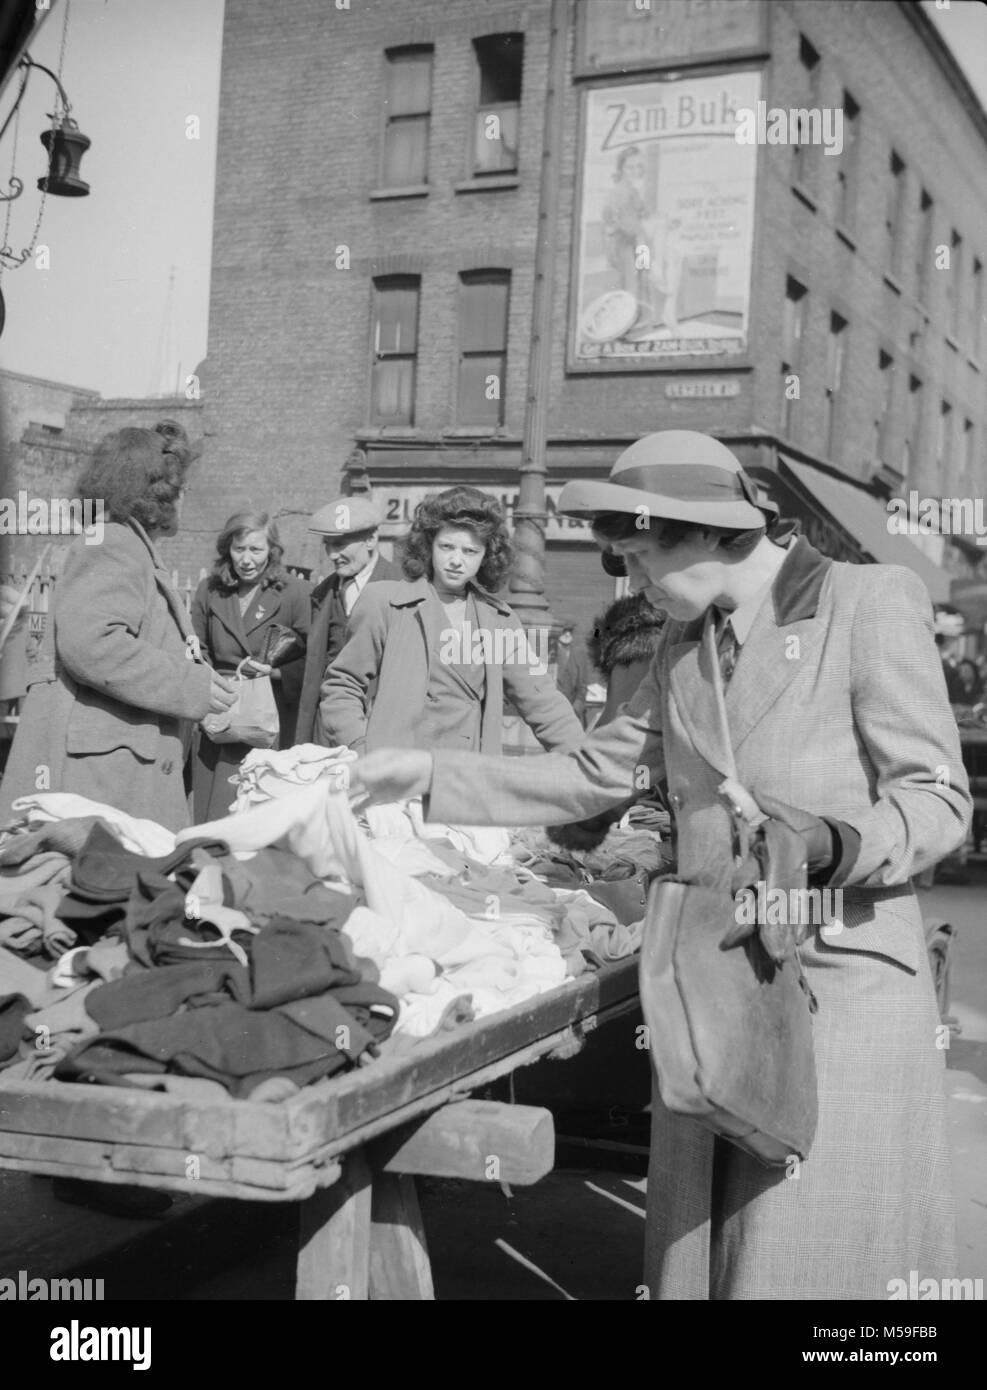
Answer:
[{"left": 569, "top": 70, "right": 759, "bottom": 373}]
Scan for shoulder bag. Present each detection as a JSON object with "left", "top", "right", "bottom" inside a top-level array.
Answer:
[{"left": 638, "top": 616, "right": 818, "bottom": 1166}]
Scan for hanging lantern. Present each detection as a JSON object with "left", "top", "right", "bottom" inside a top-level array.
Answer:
[{"left": 37, "top": 114, "right": 90, "bottom": 197}]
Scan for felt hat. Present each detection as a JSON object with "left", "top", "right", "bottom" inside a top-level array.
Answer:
[
  {"left": 559, "top": 431, "right": 777, "bottom": 528},
  {"left": 308, "top": 495, "right": 382, "bottom": 536}
]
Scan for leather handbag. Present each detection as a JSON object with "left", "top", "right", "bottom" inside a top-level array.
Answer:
[{"left": 638, "top": 616, "right": 819, "bottom": 1166}]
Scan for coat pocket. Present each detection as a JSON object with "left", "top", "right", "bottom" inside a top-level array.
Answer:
[
  {"left": 65, "top": 691, "right": 158, "bottom": 763},
  {"left": 814, "top": 894, "right": 920, "bottom": 973}
]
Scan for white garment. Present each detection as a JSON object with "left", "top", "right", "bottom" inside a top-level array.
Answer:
[
  {"left": 366, "top": 798, "right": 512, "bottom": 866},
  {"left": 229, "top": 743, "right": 357, "bottom": 813},
  {"left": 178, "top": 784, "right": 570, "bottom": 1036},
  {"left": 9, "top": 793, "right": 175, "bottom": 857}
]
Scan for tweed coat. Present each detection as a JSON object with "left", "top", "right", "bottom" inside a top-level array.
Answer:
[
  {"left": 189, "top": 573, "right": 310, "bottom": 821},
  {"left": 0, "top": 522, "right": 212, "bottom": 833},
  {"left": 426, "top": 537, "right": 971, "bottom": 1299},
  {"left": 295, "top": 555, "right": 403, "bottom": 747},
  {"left": 322, "top": 578, "right": 584, "bottom": 755}
]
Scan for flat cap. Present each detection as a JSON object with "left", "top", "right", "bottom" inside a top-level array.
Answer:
[
  {"left": 308, "top": 495, "right": 383, "bottom": 536},
  {"left": 559, "top": 430, "right": 777, "bottom": 529}
]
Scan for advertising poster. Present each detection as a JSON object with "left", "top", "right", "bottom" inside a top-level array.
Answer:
[{"left": 569, "top": 70, "right": 760, "bottom": 371}]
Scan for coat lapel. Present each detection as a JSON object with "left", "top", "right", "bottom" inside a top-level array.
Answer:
[
  {"left": 241, "top": 585, "right": 283, "bottom": 637},
  {"left": 666, "top": 614, "right": 733, "bottom": 778},
  {"left": 665, "top": 536, "right": 834, "bottom": 774},
  {"left": 721, "top": 536, "right": 834, "bottom": 755},
  {"left": 129, "top": 521, "right": 197, "bottom": 646},
  {"left": 207, "top": 589, "right": 252, "bottom": 658}
]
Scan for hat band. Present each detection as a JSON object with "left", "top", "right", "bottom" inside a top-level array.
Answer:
[{"left": 609, "top": 462, "right": 759, "bottom": 507}]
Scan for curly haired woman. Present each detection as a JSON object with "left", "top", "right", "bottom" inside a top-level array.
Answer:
[
  {"left": 319, "top": 486, "right": 583, "bottom": 754},
  {"left": 0, "top": 422, "right": 235, "bottom": 833}
]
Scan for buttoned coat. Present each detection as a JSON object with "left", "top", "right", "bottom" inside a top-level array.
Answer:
[
  {"left": 295, "top": 555, "right": 403, "bottom": 747},
  {"left": 321, "top": 578, "right": 584, "bottom": 755},
  {"left": 427, "top": 538, "right": 971, "bottom": 1299},
  {"left": 0, "top": 522, "right": 212, "bottom": 832},
  {"left": 189, "top": 573, "right": 310, "bottom": 820}
]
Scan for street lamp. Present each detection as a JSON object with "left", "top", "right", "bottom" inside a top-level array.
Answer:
[{"left": 0, "top": 53, "right": 91, "bottom": 205}]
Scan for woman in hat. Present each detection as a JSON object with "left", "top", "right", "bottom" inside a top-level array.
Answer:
[
  {"left": 320, "top": 486, "right": 583, "bottom": 755},
  {"left": 349, "top": 430, "right": 970, "bottom": 1301},
  {"left": 190, "top": 511, "right": 310, "bottom": 821}
]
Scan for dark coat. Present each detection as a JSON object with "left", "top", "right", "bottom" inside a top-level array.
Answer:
[
  {"left": 0, "top": 521, "right": 212, "bottom": 832},
  {"left": 189, "top": 573, "right": 310, "bottom": 821},
  {"left": 320, "top": 577, "right": 584, "bottom": 754},
  {"left": 295, "top": 554, "right": 403, "bottom": 747}
]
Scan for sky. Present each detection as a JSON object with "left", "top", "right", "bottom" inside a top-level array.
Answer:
[
  {"left": 0, "top": 0, "right": 224, "bottom": 397},
  {"left": 0, "top": 0, "right": 984, "bottom": 399}
]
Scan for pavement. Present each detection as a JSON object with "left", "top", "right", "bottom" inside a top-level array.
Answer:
[{"left": 0, "top": 861, "right": 984, "bottom": 1300}]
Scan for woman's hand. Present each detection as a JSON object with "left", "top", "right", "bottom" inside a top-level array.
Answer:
[
  {"left": 208, "top": 670, "right": 238, "bottom": 713},
  {"left": 349, "top": 750, "right": 434, "bottom": 806},
  {"left": 242, "top": 659, "right": 273, "bottom": 678}
]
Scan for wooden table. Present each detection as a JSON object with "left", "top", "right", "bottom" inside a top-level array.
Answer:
[{"left": 0, "top": 957, "right": 640, "bottom": 1300}]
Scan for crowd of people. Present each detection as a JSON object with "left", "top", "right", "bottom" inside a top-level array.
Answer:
[{"left": 0, "top": 419, "right": 976, "bottom": 1300}]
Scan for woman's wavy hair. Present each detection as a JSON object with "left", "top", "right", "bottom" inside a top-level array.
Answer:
[
  {"left": 402, "top": 486, "right": 514, "bottom": 591},
  {"left": 208, "top": 511, "right": 288, "bottom": 592},
  {"left": 76, "top": 419, "right": 196, "bottom": 533}
]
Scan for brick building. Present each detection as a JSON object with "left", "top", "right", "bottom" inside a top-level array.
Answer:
[{"left": 204, "top": 0, "right": 987, "bottom": 635}]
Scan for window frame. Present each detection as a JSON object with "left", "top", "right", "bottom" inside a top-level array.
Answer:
[
  {"left": 380, "top": 44, "right": 434, "bottom": 191},
  {"left": 456, "top": 269, "right": 511, "bottom": 427},
  {"left": 369, "top": 274, "right": 422, "bottom": 427}
]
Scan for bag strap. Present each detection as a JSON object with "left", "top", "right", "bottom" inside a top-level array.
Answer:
[{"left": 703, "top": 610, "right": 738, "bottom": 782}]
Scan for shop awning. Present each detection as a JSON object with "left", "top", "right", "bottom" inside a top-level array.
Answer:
[{"left": 780, "top": 456, "right": 951, "bottom": 602}]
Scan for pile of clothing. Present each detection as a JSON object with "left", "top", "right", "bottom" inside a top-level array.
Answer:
[{"left": 0, "top": 781, "right": 644, "bottom": 1100}]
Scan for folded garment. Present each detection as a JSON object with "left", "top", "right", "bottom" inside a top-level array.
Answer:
[
  {"left": 0, "top": 875, "right": 75, "bottom": 957},
  {"left": 0, "top": 943, "right": 51, "bottom": 1007},
  {"left": 229, "top": 744, "right": 358, "bottom": 813},
  {"left": 552, "top": 888, "right": 643, "bottom": 965},
  {"left": 9, "top": 794, "right": 175, "bottom": 857},
  {"left": 0, "top": 816, "right": 111, "bottom": 868},
  {"left": 215, "top": 845, "right": 360, "bottom": 928},
  {"left": 61, "top": 973, "right": 398, "bottom": 1098},
  {"left": 85, "top": 959, "right": 250, "bottom": 1031},
  {"left": 0, "top": 994, "right": 31, "bottom": 1063}
]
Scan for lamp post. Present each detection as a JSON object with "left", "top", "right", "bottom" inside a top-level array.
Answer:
[{"left": 507, "top": 0, "right": 570, "bottom": 636}]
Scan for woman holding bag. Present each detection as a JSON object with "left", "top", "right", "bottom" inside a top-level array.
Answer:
[
  {"left": 191, "top": 512, "right": 309, "bottom": 821},
  {"left": 350, "top": 430, "right": 971, "bottom": 1301}
]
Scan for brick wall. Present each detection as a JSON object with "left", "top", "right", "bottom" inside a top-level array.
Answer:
[{"left": 206, "top": 0, "right": 987, "bottom": 581}]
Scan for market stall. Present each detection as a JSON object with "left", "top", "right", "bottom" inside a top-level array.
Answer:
[{"left": 0, "top": 753, "right": 655, "bottom": 1300}]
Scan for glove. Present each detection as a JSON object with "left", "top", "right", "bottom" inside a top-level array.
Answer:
[{"left": 751, "top": 793, "right": 834, "bottom": 876}]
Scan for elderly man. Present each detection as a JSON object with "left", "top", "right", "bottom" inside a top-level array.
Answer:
[
  {"left": 295, "top": 496, "right": 402, "bottom": 746},
  {"left": 352, "top": 429, "right": 969, "bottom": 1301}
]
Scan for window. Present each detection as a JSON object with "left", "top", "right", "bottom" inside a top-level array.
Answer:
[
  {"left": 457, "top": 271, "right": 510, "bottom": 425},
  {"left": 824, "top": 311, "right": 848, "bottom": 457},
  {"left": 903, "top": 374, "right": 922, "bottom": 479},
  {"left": 970, "top": 256, "right": 983, "bottom": 356},
  {"left": 834, "top": 91, "right": 859, "bottom": 230},
  {"left": 947, "top": 230, "right": 962, "bottom": 340},
  {"left": 936, "top": 399, "right": 953, "bottom": 479},
  {"left": 370, "top": 277, "right": 420, "bottom": 425},
  {"left": 473, "top": 33, "right": 523, "bottom": 176},
  {"left": 885, "top": 151, "right": 905, "bottom": 277},
  {"left": 381, "top": 46, "right": 433, "bottom": 188},
  {"left": 874, "top": 350, "right": 894, "bottom": 463},
  {"left": 780, "top": 275, "right": 808, "bottom": 437},
  {"left": 792, "top": 34, "right": 821, "bottom": 192},
  {"left": 915, "top": 189, "right": 934, "bottom": 301}
]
